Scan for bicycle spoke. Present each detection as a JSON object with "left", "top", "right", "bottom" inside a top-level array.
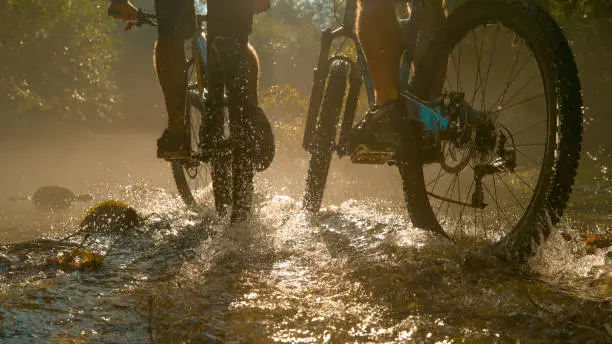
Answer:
[
  {"left": 455, "top": 170, "right": 463, "bottom": 238},
  {"left": 449, "top": 46, "right": 461, "bottom": 91},
  {"left": 476, "top": 26, "right": 488, "bottom": 108},
  {"left": 440, "top": 174, "right": 459, "bottom": 237},
  {"left": 427, "top": 165, "right": 448, "bottom": 192},
  {"left": 490, "top": 34, "right": 531, "bottom": 111},
  {"left": 492, "top": 53, "right": 534, "bottom": 109},
  {"left": 489, "top": 30, "right": 523, "bottom": 107},
  {"left": 483, "top": 180, "right": 512, "bottom": 230},
  {"left": 440, "top": 171, "right": 461, "bottom": 228},
  {"left": 496, "top": 92, "right": 545, "bottom": 113},
  {"left": 481, "top": 25, "right": 501, "bottom": 111},
  {"left": 512, "top": 119, "right": 547, "bottom": 137},
  {"left": 473, "top": 206, "right": 477, "bottom": 244},
  {"left": 495, "top": 73, "right": 540, "bottom": 112},
  {"left": 417, "top": 18, "right": 556, "bottom": 246},
  {"left": 493, "top": 174, "right": 521, "bottom": 224},
  {"left": 511, "top": 170, "right": 535, "bottom": 192},
  {"left": 470, "top": 29, "right": 486, "bottom": 105},
  {"left": 448, "top": 39, "right": 463, "bottom": 92},
  {"left": 436, "top": 173, "right": 459, "bottom": 217},
  {"left": 456, "top": 178, "right": 475, "bottom": 240},
  {"left": 515, "top": 148, "right": 543, "bottom": 167},
  {"left": 496, "top": 174, "right": 526, "bottom": 211}
]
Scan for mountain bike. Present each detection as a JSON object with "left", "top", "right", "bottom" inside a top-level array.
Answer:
[
  {"left": 302, "top": 0, "right": 583, "bottom": 261},
  {"left": 129, "top": 11, "right": 274, "bottom": 222}
]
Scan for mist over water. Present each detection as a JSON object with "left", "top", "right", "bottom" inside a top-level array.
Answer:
[
  {"left": 1, "top": 2, "right": 611, "bottom": 341},
  {"left": 0, "top": 127, "right": 610, "bottom": 343}
]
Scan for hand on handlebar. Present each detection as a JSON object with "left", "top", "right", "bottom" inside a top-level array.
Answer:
[{"left": 108, "top": 0, "right": 138, "bottom": 22}]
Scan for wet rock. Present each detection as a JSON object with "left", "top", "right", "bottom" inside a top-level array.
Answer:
[
  {"left": 21, "top": 186, "right": 93, "bottom": 209},
  {"left": 585, "top": 244, "right": 597, "bottom": 255},
  {"left": 79, "top": 200, "right": 141, "bottom": 233},
  {"left": 0, "top": 252, "right": 16, "bottom": 265},
  {"left": 585, "top": 233, "right": 612, "bottom": 249},
  {"left": 584, "top": 232, "right": 612, "bottom": 255}
]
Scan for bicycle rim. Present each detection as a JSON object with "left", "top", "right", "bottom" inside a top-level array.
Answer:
[{"left": 404, "top": 0, "right": 582, "bottom": 256}]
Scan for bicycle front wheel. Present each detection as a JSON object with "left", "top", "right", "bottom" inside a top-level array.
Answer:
[
  {"left": 228, "top": 104, "right": 255, "bottom": 222},
  {"left": 172, "top": 85, "right": 232, "bottom": 215},
  {"left": 401, "top": 0, "right": 583, "bottom": 261},
  {"left": 303, "top": 60, "right": 350, "bottom": 213}
]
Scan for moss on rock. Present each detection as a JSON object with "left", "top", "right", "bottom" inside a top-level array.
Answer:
[{"left": 80, "top": 200, "right": 141, "bottom": 233}]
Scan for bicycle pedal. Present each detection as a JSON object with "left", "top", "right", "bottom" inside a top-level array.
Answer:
[{"left": 350, "top": 144, "right": 394, "bottom": 165}]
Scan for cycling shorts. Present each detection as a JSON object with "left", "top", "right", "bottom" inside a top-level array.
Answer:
[
  {"left": 154, "top": 0, "right": 195, "bottom": 38},
  {"left": 154, "top": 0, "right": 253, "bottom": 39},
  {"left": 207, "top": 0, "right": 254, "bottom": 38}
]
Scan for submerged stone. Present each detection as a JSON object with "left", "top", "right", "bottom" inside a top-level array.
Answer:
[{"left": 30, "top": 186, "right": 93, "bottom": 209}]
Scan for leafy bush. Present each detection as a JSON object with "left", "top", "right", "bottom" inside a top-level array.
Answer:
[
  {"left": 261, "top": 84, "right": 308, "bottom": 143},
  {"left": 0, "top": 0, "right": 117, "bottom": 118}
]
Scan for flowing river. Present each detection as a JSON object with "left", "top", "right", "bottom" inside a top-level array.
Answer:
[{"left": 0, "top": 133, "right": 610, "bottom": 343}]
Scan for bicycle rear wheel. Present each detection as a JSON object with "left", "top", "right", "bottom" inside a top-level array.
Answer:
[
  {"left": 401, "top": 0, "right": 583, "bottom": 261},
  {"left": 171, "top": 85, "right": 232, "bottom": 215},
  {"left": 222, "top": 40, "right": 256, "bottom": 223}
]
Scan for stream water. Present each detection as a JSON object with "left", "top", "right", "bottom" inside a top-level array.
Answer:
[{"left": 0, "top": 134, "right": 610, "bottom": 343}]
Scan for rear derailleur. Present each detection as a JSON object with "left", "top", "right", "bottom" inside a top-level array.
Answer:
[
  {"left": 471, "top": 127, "right": 517, "bottom": 208},
  {"left": 437, "top": 92, "right": 517, "bottom": 209}
]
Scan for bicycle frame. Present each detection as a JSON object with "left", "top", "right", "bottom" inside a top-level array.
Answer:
[
  {"left": 192, "top": 15, "right": 208, "bottom": 97},
  {"left": 302, "top": 0, "right": 450, "bottom": 155}
]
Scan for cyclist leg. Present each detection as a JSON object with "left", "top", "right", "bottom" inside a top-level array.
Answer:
[
  {"left": 357, "top": 0, "right": 445, "bottom": 105},
  {"left": 246, "top": 42, "right": 275, "bottom": 171},
  {"left": 350, "top": 0, "right": 405, "bottom": 157},
  {"left": 357, "top": 0, "right": 402, "bottom": 106},
  {"left": 207, "top": 1, "right": 274, "bottom": 169},
  {"left": 246, "top": 43, "right": 260, "bottom": 106},
  {"left": 153, "top": 0, "right": 195, "bottom": 159},
  {"left": 351, "top": 0, "right": 446, "bottom": 156},
  {"left": 412, "top": 0, "right": 446, "bottom": 64},
  {"left": 412, "top": 0, "right": 446, "bottom": 92}
]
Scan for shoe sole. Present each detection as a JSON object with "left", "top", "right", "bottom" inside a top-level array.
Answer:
[{"left": 157, "top": 152, "right": 192, "bottom": 161}]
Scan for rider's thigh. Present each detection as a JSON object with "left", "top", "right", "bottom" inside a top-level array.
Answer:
[
  {"left": 207, "top": 0, "right": 254, "bottom": 37},
  {"left": 247, "top": 43, "right": 260, "bottom": 74},
  {"left": 246, "top": 44, "right": 260, "bottom": 81},
  {"left": 246, "top": 43, "right": 260, "bottom": 104}
]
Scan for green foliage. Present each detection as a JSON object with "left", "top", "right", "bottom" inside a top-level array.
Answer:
[
  {"left": 252, "top": 2, "right": 323, "bottom": 92},
  {"left": 549, "top": 0, "right": 612, "bottom": 20},
  {"left": 0, "top": 0, "right": 117, "bottom": 117},
  {"left": 261, "top": 84, "right": 308, "bottom": 116},
  {"left": 261, "top": 84, "right": 308, "bottom": 142},
  {"left": 546, "top": 0, "right": 612, "bottom": 174},
  {"left": 80, "top": 200, "right": 141, "bottom": 232}
]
